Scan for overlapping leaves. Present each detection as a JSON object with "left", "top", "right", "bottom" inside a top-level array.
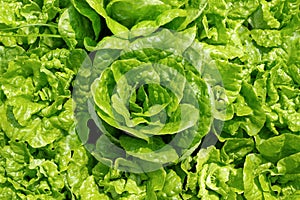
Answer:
[
  {"left": 0, "top": 0, "right": 299, "bottom": 199},
  {"left": 74, "top": 28, "right": 217, "bottom": 172}
]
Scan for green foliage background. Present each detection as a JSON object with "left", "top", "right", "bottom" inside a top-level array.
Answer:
[{"left": 0, "top": 0, "right": 299, "bottom": 199}]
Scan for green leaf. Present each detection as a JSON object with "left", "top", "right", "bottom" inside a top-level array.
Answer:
[
  {"left": 256, "top": 134, "right": 300, "bottom": 163},
  {"left": 72, "top": 0, "right": 102, "bottom": 39},
  {"left": 58, "top": 6, "right": 94, "bottom": 49},
  {"left": 86, "top": 0, "right": 128, "bottom": 34},
  {"left": 251, "top": 29, "right": 282, "bottom": 48},
  {"left": 106, "top": 0, "right": 171, "bottom": 29},
  {"left": 80, "top": 176, "right": 110, "bottom": 199},
  {"left": 119, "top": 135, "right": 179, "bottom": 164},
  {"left": 223, "top": 82, "right": 266, "bottom": 136},
  {"left": 161, "top": 170, "right": 182, "bottom": 197}
]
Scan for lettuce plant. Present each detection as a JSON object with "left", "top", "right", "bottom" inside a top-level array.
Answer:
[
  {"left": 0, "top": 0, "right": 299, "bottom": 199},
  {"left": 73, "top": 27, "right": 221, "bottom": 173}
]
